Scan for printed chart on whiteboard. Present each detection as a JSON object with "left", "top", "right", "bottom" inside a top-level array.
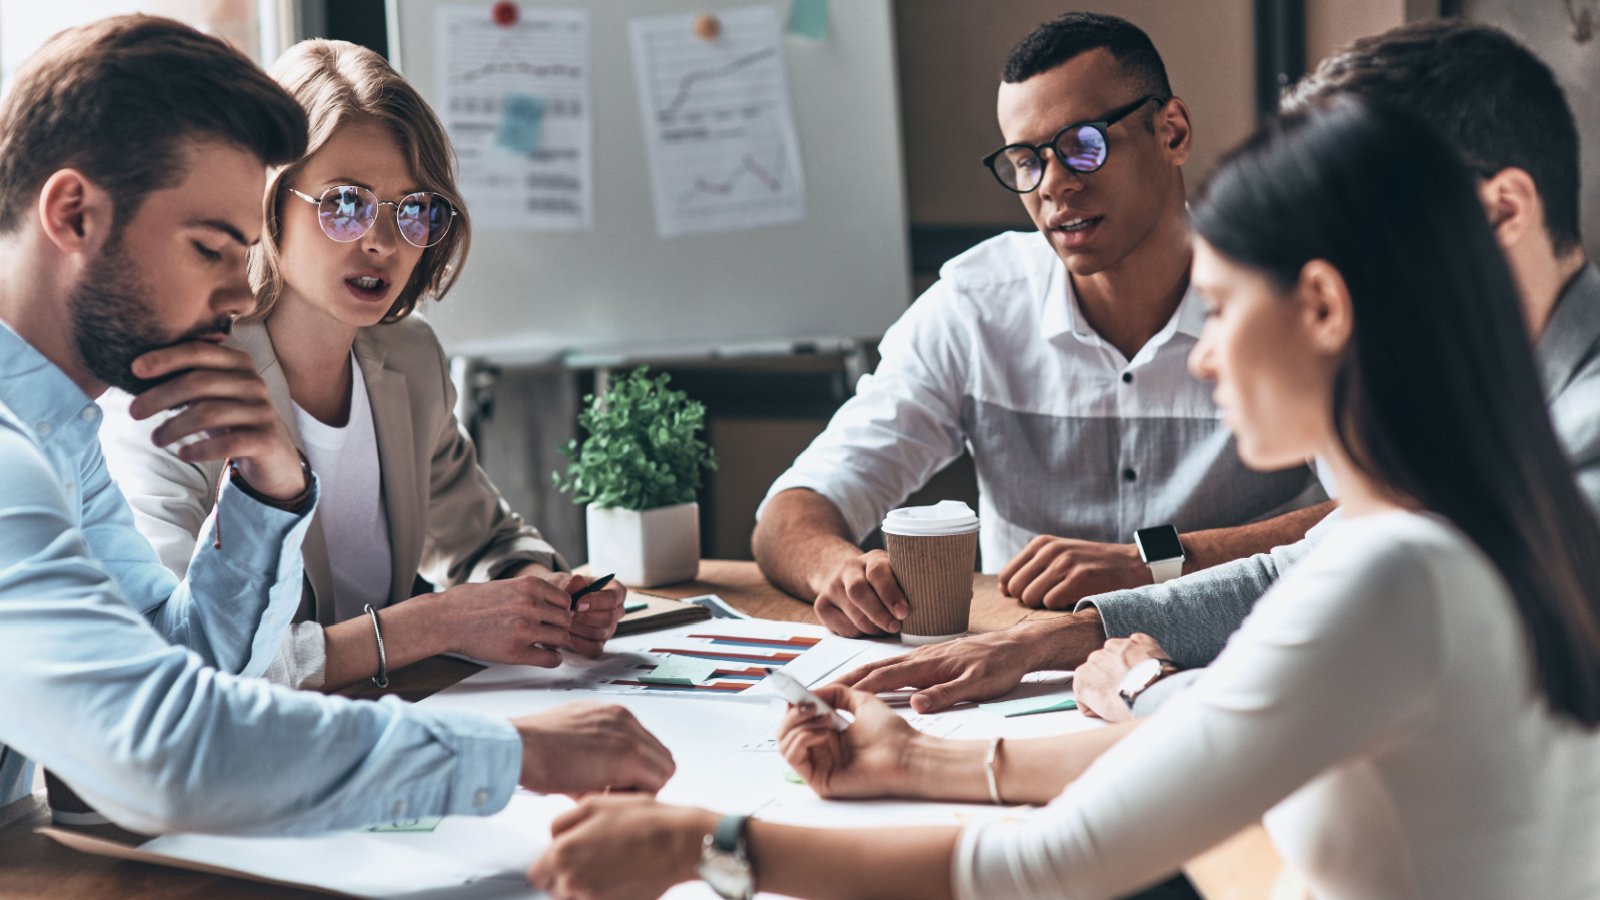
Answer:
[
  {"left": 629, "top": 5, "right": 806, "bottom": 238},
  {"left": 435, "top": 6, "right": 594, "bottom": 231}
]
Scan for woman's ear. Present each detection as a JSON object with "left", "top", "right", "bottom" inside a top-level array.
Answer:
[
  {"left": 1297, "top": 259, "right": 1353, "bottom": 357},
  {"left": 1477, "top": 167, "right": 1541, "bottom": 253}
]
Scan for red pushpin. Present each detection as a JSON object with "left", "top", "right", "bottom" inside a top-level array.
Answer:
[{"left": 491, "top": 1, "right": 519, "bottom": 27}]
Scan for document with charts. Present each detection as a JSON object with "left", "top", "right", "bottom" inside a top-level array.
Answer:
[
  {"left": 436, "top": 6, "right": 593, "bottom": 231},
  {"left": 629, "top": 5, "right": 806, "bottom": 238},
  {"left": 455, "top": 619, "right": 863, "bottom": 699}
]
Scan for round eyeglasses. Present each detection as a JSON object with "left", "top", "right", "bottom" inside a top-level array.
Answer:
[
  {"left": 982, "top": 95, "right": 1168, "bottom": 193},
  {"left": 287, "top": 184, "right": 459, "bottom": 248}
]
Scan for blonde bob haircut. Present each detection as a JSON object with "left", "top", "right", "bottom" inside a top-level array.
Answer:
[{"left": 247, "top": 39, "right": 470, "bottom": 323}]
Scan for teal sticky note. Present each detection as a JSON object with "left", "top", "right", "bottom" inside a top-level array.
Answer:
[
  {"left": 365, "top": 817, "right": 442, "bottom": 833},
  {"left": 624, "top": 599, "right": 650, "bottom": 613},
  {"left": 979, "top": 694, "right": 1078, "bottom": 718},
  {"left": 787, "top": 0, "right": 828, "bottom": 39},
  {"left": 639, "top": 656, "right": 720, "bottom": 686},
  {"left": 496, "top": 93, "right": 545, "bottom": 155}
]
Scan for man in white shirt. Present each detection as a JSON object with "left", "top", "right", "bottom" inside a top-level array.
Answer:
[{"left": 755, "top": 12, "right": 1330, "bottom": 637}]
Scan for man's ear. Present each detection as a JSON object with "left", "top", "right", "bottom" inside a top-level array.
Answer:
[
  {"left": 1477, "top": 167, "right": 1542, "bottom": 253},
  {"left": 1297, "top": 259, "right": 1353, "bottom": 357},
  {"left": 1155, "top": 97, "right": 1194, "bottom": 167},
  {"left": 37, "top": 169, "right": 115, "bottom": 258}
]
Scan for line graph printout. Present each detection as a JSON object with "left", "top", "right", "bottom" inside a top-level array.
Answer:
[
  {"left": 436, "top": 6, "right": 593, "bottom": 231},
  {"left": 629, "top": 6, "right": 806, "bottom": 238}
]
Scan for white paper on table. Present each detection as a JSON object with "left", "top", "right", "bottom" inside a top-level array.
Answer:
[
  {"left": 629, "top": 5, "right": 806, "bottom": 238},
  {"left": 133, "top": 792, "right": 573, "bottom": 898},
  {"left": 436, "top": 6, "right": 593, "bottom": 231}
]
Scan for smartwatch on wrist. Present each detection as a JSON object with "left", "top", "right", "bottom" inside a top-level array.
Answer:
[
  {"left": 697, "top": 813, "right": 755, "bottom": 900},
  {"left": 1134, "top": 524, "right": 1185, "bottom": 583},
  {"left": 1118, "top": 656, "right": 1180, "bottom": 710}
]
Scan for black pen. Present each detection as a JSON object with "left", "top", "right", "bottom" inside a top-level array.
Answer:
[{"left": 569, "top": 573, "right": 615, "bottom": 611}]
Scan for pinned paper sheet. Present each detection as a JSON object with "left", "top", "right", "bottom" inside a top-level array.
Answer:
[
  {"left": 639, "top": 656, "right": 720, "bottom": 686},
  {"left": 787, "top": 0, "right": 829, "bottom": 39},
  {"left": 979, "top": 693, "right": 1078, "bottom": 718},
  {"left": 437, "top": 6, "right": 593, "bottom": 231}
]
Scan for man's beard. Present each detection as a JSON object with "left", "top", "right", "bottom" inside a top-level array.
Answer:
[{"left": 69, "top": 235, "right": 235, "bottom": 394}]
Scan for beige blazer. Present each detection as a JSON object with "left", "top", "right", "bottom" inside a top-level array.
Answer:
[{"left": 99, "top": 316, "right": 566, "bottom": 685}]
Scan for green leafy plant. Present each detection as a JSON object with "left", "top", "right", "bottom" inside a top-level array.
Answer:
[{"left": 554, "top": 367, "right": 717, "bottom": 511}]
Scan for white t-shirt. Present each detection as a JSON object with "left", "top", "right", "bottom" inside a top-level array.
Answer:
[
  {"left": 293, "top": 354, "right": 393, "bottom": 623},
  {"left": 955, "top": 510, "right": 1600, "bottom": 899}
]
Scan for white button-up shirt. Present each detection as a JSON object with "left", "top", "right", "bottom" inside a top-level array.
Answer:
[{"left": 762, "top": 231, "right": 1324, "bottom": 570}]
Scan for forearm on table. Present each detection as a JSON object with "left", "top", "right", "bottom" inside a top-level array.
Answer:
[
  {"left": 319, "top": 595, "right": 451, "bottom": 691},
  {"left": 1178, "top": 501, "right": 1335, "bottom": 573},
  {"left": 752, "top": 490, "right": 864, "bottom": 600},
  {"left": 1007, "top": 606, "right": 1109, "bottom": 671},
  {"left": 749, "top": 821, "right": 961, "bottom": 900},
  {"left": 903, "top": 723, "right": 1138, "bottom": 807}
]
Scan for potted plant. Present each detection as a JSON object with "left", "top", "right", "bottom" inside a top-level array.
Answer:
[{"left": 555, "top": 367, "right": 717, "bottom": 587}]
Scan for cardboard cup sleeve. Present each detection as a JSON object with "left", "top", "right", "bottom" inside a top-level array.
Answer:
[{"left": 885, "top": 530, "right": 979, "bottom": 638}]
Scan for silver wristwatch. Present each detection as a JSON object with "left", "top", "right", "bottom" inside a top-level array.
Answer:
[
  {"left": 697, "top": 813, "right": 755, "bottom": 900},
  {"left": 1118, "top": 656, "right": 1179, "bottom": 710}
]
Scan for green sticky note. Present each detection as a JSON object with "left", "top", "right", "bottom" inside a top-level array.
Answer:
[
  {"left": 365, "top": 817, "right": 442, "bottom": 833},
  {"left": 783, "top": 768, "right": 804, "bottom": 784},
  {"left": 639, "top": 656, "right": 720, "bottom": 686},
  {"left": 787, "top": 0, "right": 828, "bottom": 39},
  {"left": 496, "top": 93, "right": 545, "bottom": 155},
  {"left": 979, "top": 694, "right": 1078, "bottom": 718},
  {"left": 624, "top": 599, "right": 650, "bottom": 613}
]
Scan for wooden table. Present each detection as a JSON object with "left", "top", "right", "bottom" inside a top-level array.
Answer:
[{"left": 0, "top": 560, "right": 1280, "bottom": 899}]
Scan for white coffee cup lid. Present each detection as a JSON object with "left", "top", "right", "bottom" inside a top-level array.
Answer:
[{"left": 882, "top": 500, "right": 980, "bottom": 536}]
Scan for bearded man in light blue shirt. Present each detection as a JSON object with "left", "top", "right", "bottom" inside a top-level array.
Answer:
[{"left": 0, "top": 15, "right": 672, "bottom": 833}]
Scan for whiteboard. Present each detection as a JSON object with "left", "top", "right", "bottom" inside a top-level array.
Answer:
[{"left": 389, "top": 0, "right": 910, "bottom": 363}]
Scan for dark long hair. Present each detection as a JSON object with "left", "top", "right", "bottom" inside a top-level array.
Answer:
[{"left": 1193, "top": 97, "right": 1600, "bottom": 725}]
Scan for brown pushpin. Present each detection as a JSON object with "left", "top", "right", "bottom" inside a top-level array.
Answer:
[{"left": 693, "top": 13, "right": 722, "bottom": 41}]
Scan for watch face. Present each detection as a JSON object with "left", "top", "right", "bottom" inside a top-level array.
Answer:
[
  {"left": 700, "top": 853, "right": 753, "bottom": 898},
  {"left": 1135, "top": 525, "right": 1183, "bottom": 562},
  {"left": 1119, "top": 656, "right": 1167, "bottom": 698}
]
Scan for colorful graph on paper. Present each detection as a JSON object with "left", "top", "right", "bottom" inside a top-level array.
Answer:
[{"left": 547, "top": 620, "right": 864, "bottom": 699}]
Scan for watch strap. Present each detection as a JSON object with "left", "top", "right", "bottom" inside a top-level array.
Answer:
[
  {"left": 1146, "top": 557, "right": 1184, "bottom": 583},
  {"left": 713, "top": 813, "right": 750, "bottom": 853}
]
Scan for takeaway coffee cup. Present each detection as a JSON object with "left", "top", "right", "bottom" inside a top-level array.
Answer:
[{"left": 881, "top": 500, "right": 980, "bottom": 644}]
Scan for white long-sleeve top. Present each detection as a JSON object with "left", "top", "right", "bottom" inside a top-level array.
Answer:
[{"left": 955, "top": 511, "right": 1600, "bottom": 899}]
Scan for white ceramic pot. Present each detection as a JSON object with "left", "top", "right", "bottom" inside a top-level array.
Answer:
[{"left": 585, "top": 501, "right": 701, "bottom": 587}]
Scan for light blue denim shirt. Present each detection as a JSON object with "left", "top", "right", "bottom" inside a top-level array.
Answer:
[{"left": 0, "top": 322, "right": 519, "bottom": 832}]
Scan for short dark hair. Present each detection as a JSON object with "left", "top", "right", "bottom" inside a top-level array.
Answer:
[
  {"left": 1002, "top": 11, "right": 1172, "bottom": 99},
  {"left": 1195, "top": 97, "right": 1600, "bottom": 725},
  {"left": 1283, "top": 20, "right": 1583, "bottom": 254},
  {"left": 0, "top": 15, "right": 308, "bottom": 234}
]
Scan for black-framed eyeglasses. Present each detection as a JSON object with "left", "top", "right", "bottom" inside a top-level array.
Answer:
[
  {"left": 288, "top": 184, "right": 459, "bottom": 248},
  {"left": 982, "top": 94, "right": 1168, "bottom": 193}
]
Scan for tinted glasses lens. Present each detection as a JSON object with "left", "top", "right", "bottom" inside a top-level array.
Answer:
[
  {"left": 1057, "top": 125, "right": 1108, "bottom": 173},
  {"left": 318, "top": 186, "right": 377, "bottom": 242},
  {"left": 993, "top": 147, "right": 1045, "bottom": 192},
  {"left": 396, "top": 192, "right": 453, "bottom": 247}
]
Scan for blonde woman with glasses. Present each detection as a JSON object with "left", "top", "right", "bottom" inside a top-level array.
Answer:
[{"left": 99, "top": 40, "right": 625, "bottom": 691}]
